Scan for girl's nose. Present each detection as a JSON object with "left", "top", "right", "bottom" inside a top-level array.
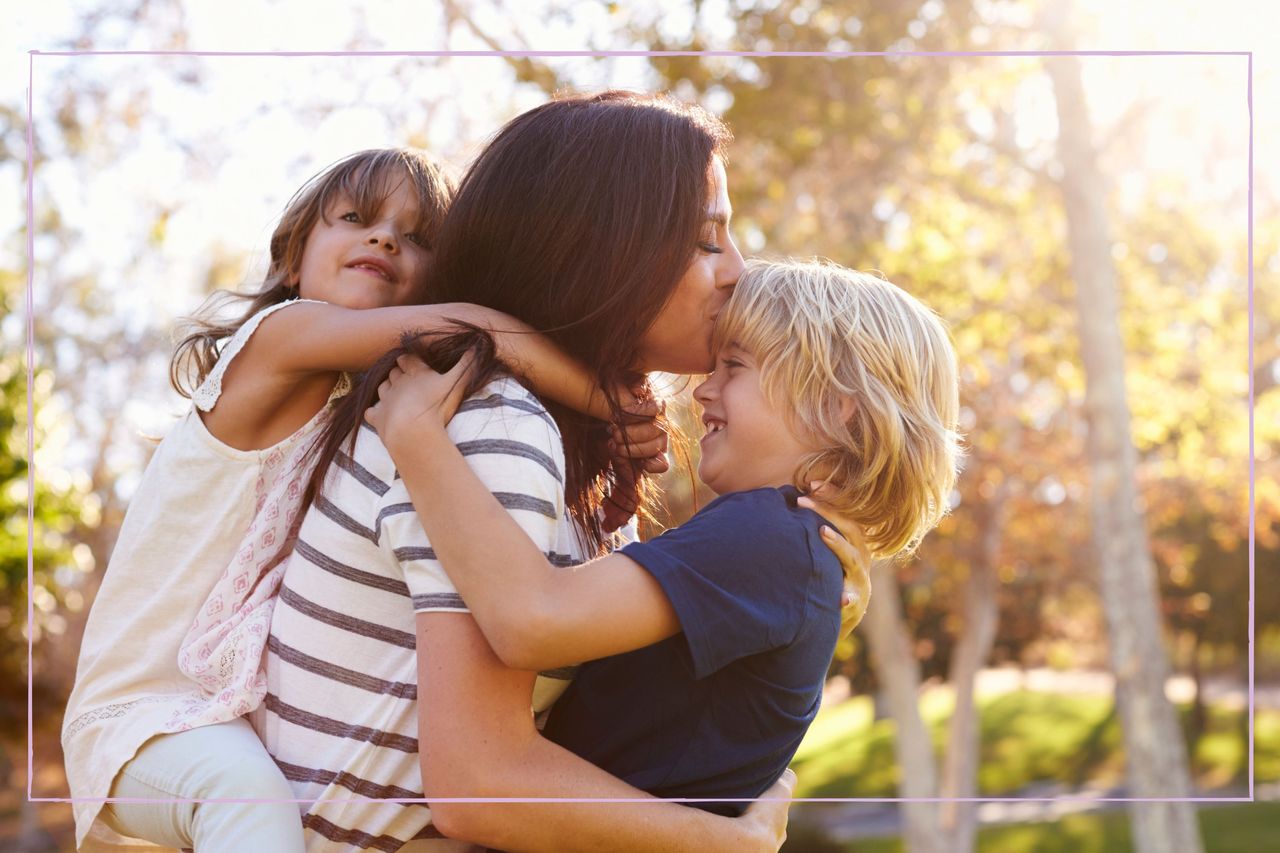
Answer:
[
  {"left": 693, "top": 377, "right": 713, "bottom": 403},
  {"left": 368, "top": 226, "right": 398, "bottom": 252}
]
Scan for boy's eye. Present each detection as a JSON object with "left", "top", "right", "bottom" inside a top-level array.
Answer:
[{"left": 721, "top": 357, "right": 744, "bottom": 370}]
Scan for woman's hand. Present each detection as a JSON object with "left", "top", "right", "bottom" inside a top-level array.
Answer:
[
  {"left": 738, "top": 768, "right": 796, "bottom": 851},
  {"left": 366, "top": 352, "right": 475, "bottom": 451},
  {"left": 797, "top": 486, "right": 872, "bottom": 640}
]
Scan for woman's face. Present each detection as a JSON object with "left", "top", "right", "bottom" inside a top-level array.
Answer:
[{"left": 636, "top": 158, "right": 745, "bottom": 375}]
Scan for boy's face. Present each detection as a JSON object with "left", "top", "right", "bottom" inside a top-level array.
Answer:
[
  {"left": 296, "top": 177, "right": 433, "bottom": 309},
  {"left": 693, "top": 343, "right": 818, "bottom": 495}
]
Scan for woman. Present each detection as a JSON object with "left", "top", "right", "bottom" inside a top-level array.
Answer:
[{"left": 257, "top": 91, "right": 860, "bottom": 852}]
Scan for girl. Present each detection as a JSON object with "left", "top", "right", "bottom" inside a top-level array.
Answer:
[
  {"left": 257, "top": 93, "right": 867, "bottom": 853},
  {"left": 61, "top": 147, "right": 655, "bottom": 853},
  {"left": 366, "top": 258, "right": 961, "bottom": 818}
]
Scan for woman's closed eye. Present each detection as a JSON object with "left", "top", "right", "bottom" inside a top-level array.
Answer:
[{"left": 699, "top": 240, "right": 724, "bottom": 254}]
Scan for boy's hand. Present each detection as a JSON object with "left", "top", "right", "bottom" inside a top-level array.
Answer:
[
  {"left": 366, "top": 352, "right": 476, "bottom": 450},
  {"left": 739, "top": 767, "right": 796, "bottom": 851},
  {"left": 797, "top": 485, "right": 872, "bottom": 640}
]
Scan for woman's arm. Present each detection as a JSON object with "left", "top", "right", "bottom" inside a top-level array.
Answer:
[
  {"left": 418, "top": 611, "right": 792, "bottom": 853},
  {"left": 369, "top": 355, "right": 680, "bottom": 671},
  {"left": 797, "top": 491, "right": 873, "bottom": 639}
]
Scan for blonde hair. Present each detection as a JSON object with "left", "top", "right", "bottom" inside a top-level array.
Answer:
[
  {"left": 169, "top": 148, "right": 455, "bottom": 397},
  {"left": 712, "top": 258, "right": 962, "bottom": 558}
]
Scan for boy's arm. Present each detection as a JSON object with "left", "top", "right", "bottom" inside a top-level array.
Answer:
[
  {"left": 252, "top": 300, "right": 616, "bottom": 418},
  {"left": 418, "top": 610, "right": 793, "bottom": 853},
  {"left": 401, "top": 423, "right": 679, "bottom": 671},
  {"left": 370, "top": 351, "right": 682, "bottom": 669}
]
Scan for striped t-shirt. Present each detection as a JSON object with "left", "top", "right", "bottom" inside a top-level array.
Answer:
[{"left": 255, "top": 377, "right": 588, "bottom": 852}]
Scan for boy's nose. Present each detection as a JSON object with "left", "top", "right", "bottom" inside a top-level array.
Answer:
[{"left": 693, "top": 377, "right": 714, "bottom": 403}]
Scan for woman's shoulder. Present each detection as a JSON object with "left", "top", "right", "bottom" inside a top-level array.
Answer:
[{"left": 454, "top": 375, "right": 561, "bottom": 439}]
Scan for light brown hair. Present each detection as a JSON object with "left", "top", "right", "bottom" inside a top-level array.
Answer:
[{"left": 169, "top": 148, "right": 455, "bottom": 397}]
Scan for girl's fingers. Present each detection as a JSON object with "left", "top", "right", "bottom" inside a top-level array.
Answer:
[
  {"left": 610, "top": 421, "right": 665, "bottom": 445},
  {"left": 620, "top": 397, "right": 663, "bottom": 420},
  {"left": 608, "top": 436, "right": 668, "bottom": 459},
  {"left": 640, "top": 455, "right": 670, "bottom": 474}
]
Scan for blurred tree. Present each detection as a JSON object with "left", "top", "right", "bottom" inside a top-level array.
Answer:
[{"left": 1045, "top": 21, "right": 1203, "bottom": 853}]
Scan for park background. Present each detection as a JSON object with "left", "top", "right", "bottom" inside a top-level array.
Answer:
[{"left": 3, "top": 1, "right": 1278, "bottom": 851}]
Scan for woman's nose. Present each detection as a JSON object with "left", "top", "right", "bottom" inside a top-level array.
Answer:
[{"left": 718, "top": 238, "right": 745, "bottom": 289}]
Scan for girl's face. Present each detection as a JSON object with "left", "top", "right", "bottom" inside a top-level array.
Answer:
[
  {"left": 693, "top": 343, "right": 817, "bottom": 495},
  {"left": 295, "top": 176, "right": 433, "bottom": 310},
  {"left": 636, "top": 159, "right": 745, "bottom": 374}
]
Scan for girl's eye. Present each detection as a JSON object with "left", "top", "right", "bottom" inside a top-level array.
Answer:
[
  {"left": 406, "top": 232, "right": 429, "bottom": 248},
  {"left": 721, "top": 358, "right": 744, "bottom": 370},
  {"left": 340, "top": 211, "right": 361, "bottom": 223}
]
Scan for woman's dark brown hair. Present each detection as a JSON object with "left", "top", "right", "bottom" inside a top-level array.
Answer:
[
  {"left": 169, "top": 148, "right": 455, "bottom": 397},
  {"left": 306, "top": 91, "right": 731, "bottom": 554}
]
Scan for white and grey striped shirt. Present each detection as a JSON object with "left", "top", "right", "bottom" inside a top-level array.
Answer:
[{"left": 256, "top": 377, "right": 587, "bottom": 852}]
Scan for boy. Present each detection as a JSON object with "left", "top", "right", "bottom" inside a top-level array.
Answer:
[{"left": 367, "top": 257, "right": 962, "bottom": 815}]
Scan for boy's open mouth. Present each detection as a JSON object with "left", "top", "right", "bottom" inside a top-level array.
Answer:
[{"left": 702, "top": 417, "right": 726, "bottom": 436}]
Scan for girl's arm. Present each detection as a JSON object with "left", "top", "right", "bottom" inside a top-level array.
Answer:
[
  {"left": 418, "top": 611, "right": 793, "bottom": 853},
  {"left": 252, "top": 300, "right": 616, "bottom": 419}
]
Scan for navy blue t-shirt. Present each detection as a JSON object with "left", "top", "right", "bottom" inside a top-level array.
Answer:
[{"left": 543, "top": 485, "right": 844, "bottom": 816}]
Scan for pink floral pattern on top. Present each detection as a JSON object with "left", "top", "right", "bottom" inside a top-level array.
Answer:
[{"left": 163, "top": 427, "right": 324, "bottom": 733}]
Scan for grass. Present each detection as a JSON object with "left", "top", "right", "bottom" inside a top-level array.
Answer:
[
  {"left": 790, "top": 690, "right": 1279, "bottom": 799},
  {"left": 798, "top": 802, "right": 1280, "bottom": 852}
]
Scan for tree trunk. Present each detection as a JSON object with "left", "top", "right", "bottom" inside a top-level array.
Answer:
[
  {"left": 863, "top": 561, "right": 947, "bottom": 853},
  {"left": 938, "top": 485, "right": 1005, "bottom": 853},
  {"left": 1043, "top": 27, "right": 1204, "bottom": 853}
]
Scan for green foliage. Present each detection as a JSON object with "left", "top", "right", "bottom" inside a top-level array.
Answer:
[
  {"left": 790, "top": 690, "right": 1279, "bottom": 799},
  {"left": 0, "top": 271, "right": 87, "bottom": 733},
  {"left": 807, "top": 803, "right": 1280, "bottom": 853}
]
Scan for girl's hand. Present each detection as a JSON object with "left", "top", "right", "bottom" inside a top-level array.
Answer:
[
  {"left": 739, "top": 767, "right": 796, "bottom": 851},
  {"left": 366, "top": 352, "right": 476, "bottom": 451},
  {"left": 606, "top": 395, "right": 670, "bottom": 474},
  {"left": 797, "top": 486, "right": 872, "bottom": 640},
  {"left": 600, "top": 391, "right": 670, "bottom": 533}
]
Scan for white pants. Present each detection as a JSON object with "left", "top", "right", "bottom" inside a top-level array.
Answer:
[{"left": 101, "top": 717, "right": 305, "bottom": 853}]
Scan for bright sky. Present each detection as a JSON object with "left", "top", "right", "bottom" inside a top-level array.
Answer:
[{"left": 4, "top": 0, "right": 1274, "bottom": 492}]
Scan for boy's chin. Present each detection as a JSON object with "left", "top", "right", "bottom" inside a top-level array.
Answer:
[{"left": 697, "top": 466, "right": 729, "bottom": 496}]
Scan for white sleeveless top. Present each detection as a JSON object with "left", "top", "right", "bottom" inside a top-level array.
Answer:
[{"left": 61, "top": 299, "right": 348, "bottom": 851}]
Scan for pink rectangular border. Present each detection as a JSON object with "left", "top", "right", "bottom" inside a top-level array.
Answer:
[{"left": 24, "top": 47, "right": 1256, "bottom": 809}]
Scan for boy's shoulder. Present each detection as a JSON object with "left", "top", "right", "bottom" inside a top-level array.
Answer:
[
  {"left": 664, "top": 486, "right": 824, "bottom": 559},
  {"left": 698, "top": 485, "right": 813, "bottom": 529}
]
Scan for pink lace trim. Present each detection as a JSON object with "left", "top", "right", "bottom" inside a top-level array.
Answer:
[{"left": 165, "top": 426, "right": 323, "bottom": 732}]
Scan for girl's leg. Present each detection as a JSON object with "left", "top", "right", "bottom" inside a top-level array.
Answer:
[{"left": 102, "top": 718, "right": 305, "bottom": 853}]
